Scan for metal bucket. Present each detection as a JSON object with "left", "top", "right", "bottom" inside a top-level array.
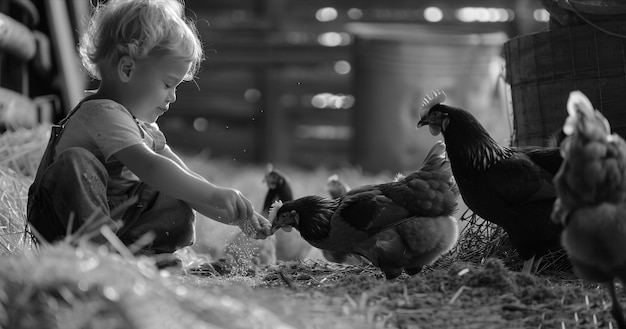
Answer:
[{"left": 348, "top": 23, "right": 508, "bottom": 172}]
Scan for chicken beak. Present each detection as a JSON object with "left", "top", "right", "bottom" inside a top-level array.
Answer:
[
  {"left": 270, "top": 223, "right": 281, "bottom": 234},
  {"left": 415, "top": 117, "right": 430, "bottom": 129},
  {"left": 416, "top": 118, "right": 428, "bottom": 129}
]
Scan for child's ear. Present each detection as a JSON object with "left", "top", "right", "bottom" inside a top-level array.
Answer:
[{"left": 118, "top": 56, "right": 135, "bottom": 82}]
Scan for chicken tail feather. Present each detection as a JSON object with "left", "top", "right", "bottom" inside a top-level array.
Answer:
[{"left": 419, "top": 140, "right": 450, "bottom": 173}]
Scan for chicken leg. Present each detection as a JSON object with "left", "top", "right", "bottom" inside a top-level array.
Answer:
[{"left": 607, "top": 280, "right": 626, "bottom": 329}]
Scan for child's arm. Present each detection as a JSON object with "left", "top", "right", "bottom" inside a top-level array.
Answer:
[
  {"left": 157, "top": 145, "right": 271, "bottom": 237},
  {"left": 114, "top": 143, "right": 255, "bottom": 225},
  {"left": 157, "top": 145, "right": 205, "bottom": 180}
]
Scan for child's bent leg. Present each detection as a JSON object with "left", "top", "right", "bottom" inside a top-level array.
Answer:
[
  {"left": 119, "top": 193, "right": 195, "bottom": 254},
  {"left": 32, "top": 147, "right": 115, "bottom": 243}
]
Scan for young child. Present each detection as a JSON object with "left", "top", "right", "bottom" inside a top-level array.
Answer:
[{"left": 27, "top": 0, "right": 271, "bottom": 256}]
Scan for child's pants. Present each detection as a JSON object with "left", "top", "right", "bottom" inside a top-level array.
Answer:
[{"left": 28, "top": 147, "right": 196, "bottom": 253}]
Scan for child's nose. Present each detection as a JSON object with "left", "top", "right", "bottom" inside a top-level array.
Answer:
[{"left": 167, "top": 89, "right": 177, "bottom": 103}]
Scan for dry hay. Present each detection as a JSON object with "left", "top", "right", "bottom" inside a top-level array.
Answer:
[
  {"left": 440, "top": 209, "right": 573, "bottom": 276},
  {"left": 0, "top": 243, "right": 296, "bottom": 329},
  {"left": 0, "top": 126, "right": 46, "bottom": 254},
  {"left": 0, "top": 125, "right": 48, "bottom": 177},
  {"left": 256, "top": 258, "right": 618, "bottom": 329}
]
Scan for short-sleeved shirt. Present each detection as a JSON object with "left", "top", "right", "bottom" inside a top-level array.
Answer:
[{"left": 54, "top": 98, "right": 167, "bottom": 196}]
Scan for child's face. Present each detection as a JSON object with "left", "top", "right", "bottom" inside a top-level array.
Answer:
[{"left": 125, "top": 54, "right": 191, "bottom": 123}]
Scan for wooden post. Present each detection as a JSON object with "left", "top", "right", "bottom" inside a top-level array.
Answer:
[{"left": 44, "top": 0, "right": 85, "bottom": 111}]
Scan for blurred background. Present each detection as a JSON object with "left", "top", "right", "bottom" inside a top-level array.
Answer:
[{"left": 0, "top": 0, "right": 552, "bottom": 173}]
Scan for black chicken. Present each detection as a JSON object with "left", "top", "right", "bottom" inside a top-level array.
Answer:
[
  {"left": 262, "top": 164, "right": 294, "bottom": 217},
  {"left": 269, "top": 141, "right": 460, "bottom": 279},
  {"left": 417, "top": 90, "right": 563, "bottom": 273}
]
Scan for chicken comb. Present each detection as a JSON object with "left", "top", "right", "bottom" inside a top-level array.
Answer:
[
  {"left": 393, "top": 173, "right": 406, "bottom": 182},
  {"left": 327, "top": 174, "right": 339, "bottom": 182},
  {"left": 421, "top": 90, "right": 447, "bottom": 114},
  {"left": 267, "top": 200, "right": 283, "bottom": 223}
]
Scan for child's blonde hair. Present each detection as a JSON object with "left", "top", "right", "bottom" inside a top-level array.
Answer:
[{"left": 79, "top": 0, "right": 204, "bottom": 81}]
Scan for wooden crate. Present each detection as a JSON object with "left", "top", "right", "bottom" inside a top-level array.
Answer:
[{"left": 504, "top": 20, "right": 626, "bottom": 146}]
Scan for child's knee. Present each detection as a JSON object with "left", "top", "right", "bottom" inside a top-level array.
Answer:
[
  {"left": 126, "top": 199, "right": 196, "bottom": 253},
  {"left": 53, "top": 147, "right": 107, "bottom": 180}
]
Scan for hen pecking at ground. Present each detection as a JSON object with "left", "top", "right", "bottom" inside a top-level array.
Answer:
[{"left": 269, "top": 141, "right": 459, "bottom": 279}]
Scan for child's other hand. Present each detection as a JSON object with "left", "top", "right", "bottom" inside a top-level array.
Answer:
[{"left": 210, "top": 187, "right": 254, "bottom": 222}]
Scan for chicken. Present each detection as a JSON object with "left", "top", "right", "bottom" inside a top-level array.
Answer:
[
  {"left": 552, "top": 91, "right": 626, "bottom": 329},
  {"left": 269, "top": 141, "right": 459, "bottom": 279},
  {"left": 417, "top": 90, "right": 563, "bottom": 273},
  {"left": 262, "top": 164, "right": 293, "bottom": 217},
  {"left": 326, "top": 174, "right": 350, "bottom": 199}
]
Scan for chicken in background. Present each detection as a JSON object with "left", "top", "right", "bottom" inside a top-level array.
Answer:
[
  {"left": 322, "top": 175, "right": 366, "bottom": 265},
  {"left": 417, "top": 90, "right": 563, "bottom": 274},
  {"left": 262, "top": 164, "right": 293, "bottom": 217},
  {"left": 269, "top": 141, "right": 460, "bottom": 279},
  {"left": 326, "top": 174, "right": 350, "bottom": 199},
  {"left": 552, "top": 91, "right": 626, "bottom": 329}
]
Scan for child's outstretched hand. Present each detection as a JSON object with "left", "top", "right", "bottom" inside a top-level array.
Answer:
[
  {"left": 209, "top": 186, "right": 255, "bottom": 222},
  {"left": 209, "top": 186, "right": 271, "bottom": 239},
  {"left": 237, "top": 212, "right": 272, "bottom": 239}
]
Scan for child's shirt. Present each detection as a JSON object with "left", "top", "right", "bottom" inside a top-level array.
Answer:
[{"left": 54, "top": 98, "right": 167, "bottom": 196}]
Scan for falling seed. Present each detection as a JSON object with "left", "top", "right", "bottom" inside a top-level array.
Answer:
[
  {"left": 79, "top": 257, "right": 99, "bottom": 272},
  {"left": 561, "top": 321, "right": 565, "bottom": 329},
  {"left": 103, "top": 286, "right": 120, "bottom": 301},
  {"left": 133, "top": 281, "right": 147, "bottom": 296},
  {"left": 574, "top": 312, "right": 579, "bottom": 323},
  {"left": 585, "top": 295, "right": 590, "bottom": 308},
  {"left": 175, "top": 286, "right": 188, "bottom": 296},
  {"left": 593, "top": 314, "right": 598, "bottom": 326},
  {"left": 77, "top": 280, "right": 89, "bottom": 292}
]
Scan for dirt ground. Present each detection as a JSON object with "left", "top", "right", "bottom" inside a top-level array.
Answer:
[{"left": 194, "top": 257, "right": 624, "bottom": 329}]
